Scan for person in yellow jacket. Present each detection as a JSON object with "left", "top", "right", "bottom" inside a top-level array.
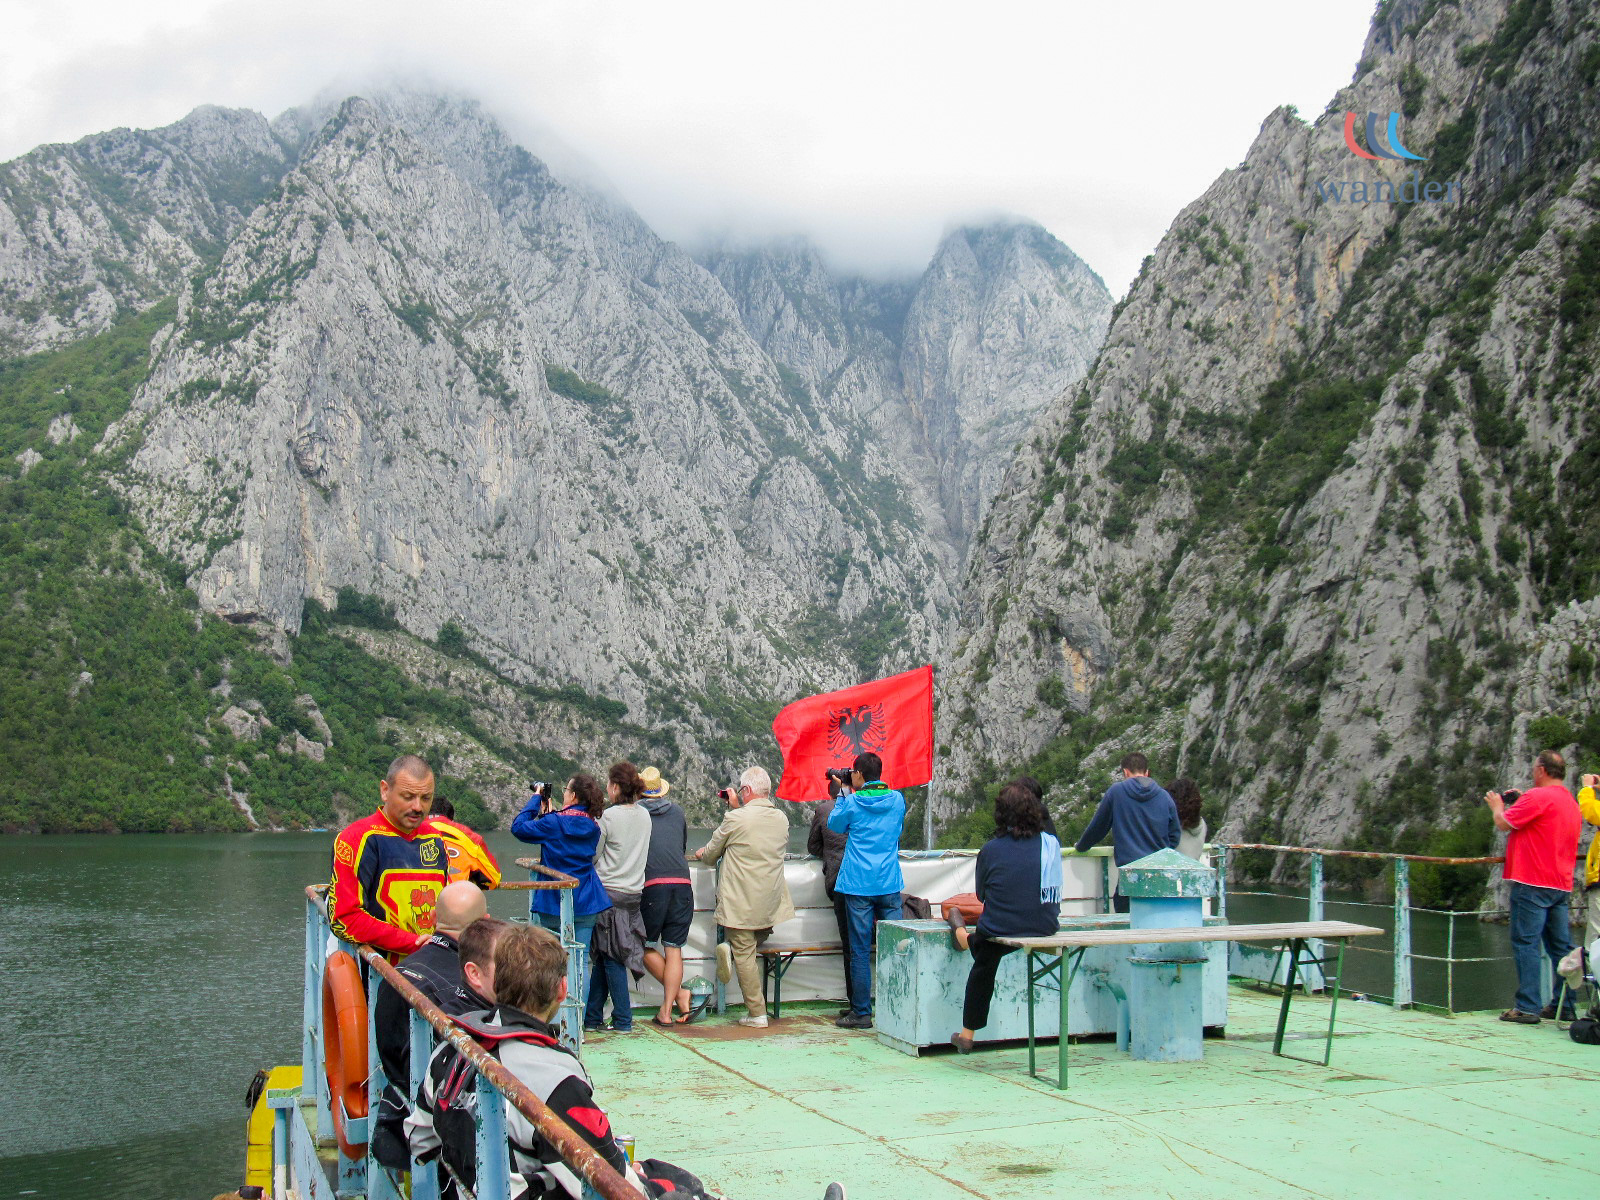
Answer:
[
  {"left": 1578, "top": 774, "right": 1600, "bottom": 948},
  {"left": 430, "top": 798, "right": 502, "bottom": 889}
]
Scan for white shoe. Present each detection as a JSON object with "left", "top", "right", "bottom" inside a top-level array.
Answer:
[
  {"left": 737, "top": 1014, "right": 768, "bottom": 1028},
  {"left": 716, "top": 942, "right": 733, "bottom": 984}
]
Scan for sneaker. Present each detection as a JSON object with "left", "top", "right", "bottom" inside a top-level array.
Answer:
[
  {"left": 610, "top": 1023, "right": 636, "bottom": 1033},
  {"left": 835, "top": 1012, "right": 872, "bottom": 1029},
  {"left": 823, "top": 1185, "right": 846, "bottom": 1200},
  {"left": 716, "top": 942, "right": 733, "bottom": 984},
  {"left": 737, "top": 1014, "right": 768, "bottom": 1028},
  {"left": 1499, "top": 1008, "right": 1540, "bottom": 1025}
]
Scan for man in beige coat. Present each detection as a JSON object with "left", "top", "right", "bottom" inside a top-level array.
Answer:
[{"left": 692, "top": 765, "right": 795, "bottom": 1027}]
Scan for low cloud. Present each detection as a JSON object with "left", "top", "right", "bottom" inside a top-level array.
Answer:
[{"left": 0, "top": 0, "right": 1378, "bottom": 294}]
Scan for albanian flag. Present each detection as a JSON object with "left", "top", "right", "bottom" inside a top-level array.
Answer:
[{"left": 772, "top": 664, "right": 934, "bottom": 802}]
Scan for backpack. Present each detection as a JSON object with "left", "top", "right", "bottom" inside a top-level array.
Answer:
[{"left": 1570, "top": 1016, "right": 1600, "bottom": 1045}]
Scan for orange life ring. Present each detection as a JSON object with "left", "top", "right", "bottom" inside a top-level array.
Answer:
[{"left": 322, "top": 950, "right": 369, "bottom": 1159}]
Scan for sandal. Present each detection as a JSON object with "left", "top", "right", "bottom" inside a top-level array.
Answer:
[{"left": 651, "top": 1014, "right": 677, "bottom": 1027}]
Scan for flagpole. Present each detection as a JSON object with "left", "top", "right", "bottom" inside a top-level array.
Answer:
[{"left": 924, "top": 784, "right": 934, "bottom": 850}]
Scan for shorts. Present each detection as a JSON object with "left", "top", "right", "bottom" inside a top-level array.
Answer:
[{"left": 641, "top": 882, "right": 693, "bottom": 947}]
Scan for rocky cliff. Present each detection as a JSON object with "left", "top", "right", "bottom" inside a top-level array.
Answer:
[
  {"left": 938, "top": 0, "right": 1600, "bottom": 879},
  {"left": 0, "top": 89, "right": 1109, "bottom": 824}
]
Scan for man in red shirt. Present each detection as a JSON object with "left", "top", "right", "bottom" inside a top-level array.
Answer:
[
  {"left": 1485, "top": 749, "right": 1582, "bottom": 1023},
  {"left": 329, "top": 754, "right": 449, "bottom": 960}
]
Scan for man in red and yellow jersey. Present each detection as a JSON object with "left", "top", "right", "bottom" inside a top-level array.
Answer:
[
  {"left": 430, "top": 798, "right": 502, "bottom": 889},
  {"left": 329, "top": 754, "right": 449, "bottom": 959}
]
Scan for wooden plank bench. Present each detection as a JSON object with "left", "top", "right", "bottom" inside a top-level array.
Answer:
[
  {"left": 995, "top": 920, "right": 1385, "bottom": 1088},
  {"left": 757, "top": 943, "right": 841, "bottom": 1018}
]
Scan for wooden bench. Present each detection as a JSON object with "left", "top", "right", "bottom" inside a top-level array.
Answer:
[
  {"left": 995, "top": 920, "right": 1385, "bottom": 1088},
  {"left": 757, "top": 943, "right": 841, "bottom": 1018}
]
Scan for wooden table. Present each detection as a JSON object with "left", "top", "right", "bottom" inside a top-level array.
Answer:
[{"left": 995, "top": 920, "right": 1385, "bottom": 1088}]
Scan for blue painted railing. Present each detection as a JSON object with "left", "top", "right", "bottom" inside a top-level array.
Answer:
[
  {"left": 282, "top": 873, "right": 635, "bottom": 1200},
  {"left": 1216, "top": 843, "right": 1514, "bottom": 1012}
]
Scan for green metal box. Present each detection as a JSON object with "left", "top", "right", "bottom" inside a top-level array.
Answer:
[{"left": 873, "top": 914, "right": 1230, "bottom": 1055}]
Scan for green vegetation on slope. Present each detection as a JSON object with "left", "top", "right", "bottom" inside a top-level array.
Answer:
[{"left": 0, "top": 308, "right": 565, "bottom": 833}]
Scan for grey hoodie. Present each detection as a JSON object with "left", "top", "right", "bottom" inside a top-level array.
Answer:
[{"left": 641, "top": 796, "right": 690, "bottom": 881}]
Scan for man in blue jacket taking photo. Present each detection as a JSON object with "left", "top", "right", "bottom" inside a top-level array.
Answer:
[
  {"left": 1075, "top": 751, "right": 1180, "bottom": 912},
  {"left": 827, "top": 751, "right": 905, "bottom": 1029}
]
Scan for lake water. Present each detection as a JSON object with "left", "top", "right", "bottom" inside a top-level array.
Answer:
[{"left": 0, "top": 833, "right": 1522, "bottom": 1199}]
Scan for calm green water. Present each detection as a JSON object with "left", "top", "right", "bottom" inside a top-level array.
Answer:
[{"left": 0, "top": 834, "right": 1524, "bottom": 1200}]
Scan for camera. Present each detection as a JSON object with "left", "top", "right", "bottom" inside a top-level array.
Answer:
[
  {"left": 824, "top": 767, "right": 854, "bottom": 789},
  {"left": 529, "top": 781, "right": 555, "bottom": 804},
  {"left": 1500, "top": 789, "right": 1522, "bottom": 806},
  {"left": 717, "top": 786, "right": 736, "bottom": 802}
]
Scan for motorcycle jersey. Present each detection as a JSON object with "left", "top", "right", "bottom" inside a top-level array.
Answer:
[{"left": 329, "top": 808, "right": 449, "bottom": 959}]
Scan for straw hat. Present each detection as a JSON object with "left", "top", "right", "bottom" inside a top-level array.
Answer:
[{"left": 639, "top": 766, "right": 671, "bottom": 797}]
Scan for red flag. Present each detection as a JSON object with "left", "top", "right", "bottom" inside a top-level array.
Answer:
[{"left": 772, "top": 665, "right": 934, "bottom": 802}]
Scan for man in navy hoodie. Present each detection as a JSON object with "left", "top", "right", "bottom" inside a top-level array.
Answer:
[
  {"left": 827, "top": 751, "right": 906, "bottom": 1029},
  {"left": 1074, "top": 751, "right": 1180, "bottom": 913}
]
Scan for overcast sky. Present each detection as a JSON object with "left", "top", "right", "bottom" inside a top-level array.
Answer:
[{"left": 0, "top": 1, "right": 1379, "bottom": 296}]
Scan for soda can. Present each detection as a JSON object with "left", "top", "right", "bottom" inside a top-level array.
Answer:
[{"left": 616, "top": 1135, "right": 635, "bottom": 1162}]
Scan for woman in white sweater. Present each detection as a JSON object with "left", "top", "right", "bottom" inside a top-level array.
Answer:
[{"left": 586, "top": 761, "right": 653, "bottom": 1031}]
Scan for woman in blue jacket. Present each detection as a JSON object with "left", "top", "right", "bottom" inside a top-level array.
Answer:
[
  {"left": 946, "top": 782, "right": 1062, "bottom": 1053},
  {"left": 511, "top": 774, "right": 613, "bottom": 957}
]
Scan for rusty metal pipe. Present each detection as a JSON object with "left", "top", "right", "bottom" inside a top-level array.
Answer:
[
  {"left": 1221, "top": 843, "right": 1503, "bottom": 865},
  {"left": 304, "top": 887, "right": 638, "bottom": 1200}
]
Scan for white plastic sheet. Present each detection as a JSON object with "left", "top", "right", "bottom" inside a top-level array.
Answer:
[{"left": 625, "top": 851, "right": 1113, "bottom": 1007}]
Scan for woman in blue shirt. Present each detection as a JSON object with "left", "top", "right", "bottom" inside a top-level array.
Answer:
[
  {"left": 946, "top": 782, "right": 1061, "bottom": 1053},
  {"left": 511, "top": 774, "right": 613, "bottom": 958}
]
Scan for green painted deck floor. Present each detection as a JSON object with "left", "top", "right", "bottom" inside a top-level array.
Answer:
[{"left": 583, "top": 986, "right": 1596, "bottom": 1200}]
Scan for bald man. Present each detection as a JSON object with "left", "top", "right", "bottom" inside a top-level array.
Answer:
[
  {"left": 328, "top": 754, "right": 450, "bottom": 960},
  {"left": 372, "top": 881, "right": 489, "bottom": 1166}
]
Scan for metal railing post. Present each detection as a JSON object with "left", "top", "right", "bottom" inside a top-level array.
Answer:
[
  {"left": 474, "top": 1071, "right": 512, "bottom": 1200},
  {"left": 1215, "top": 845, "right": 1228, "bottom": 921},
  {"left": 559, "top": 885, "right": 584, "bottom": 1054},
  {"left": 1101, "top": 855, "right": 1112, "bottom": 915},
  {"left": 1393, "top": 858, "right": 1414, "bottom": 1008},
  {"left": 1446, "top": 914, "right": 1457, "bottom": 1014},
  {"left": 410, "top": 1007, "right": 440, "bottom": 1200},
  {"left": 306, "top": 896, "right": 333, "bottom": 1139},
  {"left": 1307, "top": 854, "right": 1325, "bottom": 989}
]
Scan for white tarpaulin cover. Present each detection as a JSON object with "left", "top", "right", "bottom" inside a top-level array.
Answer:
[{"left": 624, "top": 851, "right": 1116, "bottom": 1007}]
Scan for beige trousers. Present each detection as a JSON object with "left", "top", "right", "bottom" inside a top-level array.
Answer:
[
  {"left": 725, "top": 927, "right": 771, "bottom": 1017},
  {"left": 1586, "top": 887, "right": 1599, "bottom": 951}
]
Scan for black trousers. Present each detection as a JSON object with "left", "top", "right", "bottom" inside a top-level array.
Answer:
[
  {"left": 962, "top": 930, "right": 1020, "bottom": 1031},
  {"left": 827, "top": 888, "right": 853, "bottom": 1003}
]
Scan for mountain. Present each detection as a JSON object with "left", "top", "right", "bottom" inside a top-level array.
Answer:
[
  {"left": 0, "top": 90, "right": 1110, "bottom": 831},
  {"left": 936, "top": 0, "right": 1600, "bottom": 900}
]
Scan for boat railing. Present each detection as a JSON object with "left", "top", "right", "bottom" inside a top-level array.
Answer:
[
  {"left": 1214, "top": 842, "right": 1513, "bottom": 1013},
  {"left": 296, "top": 872, "right": 632, "bottom": 1200}
]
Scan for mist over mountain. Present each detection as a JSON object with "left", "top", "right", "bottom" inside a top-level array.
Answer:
[
  {"left": 0, "top": 88, "right": 1110, "bottom": 831},
  {"left": 936, "top": 0, "right": 1600, "bottom": 899}
]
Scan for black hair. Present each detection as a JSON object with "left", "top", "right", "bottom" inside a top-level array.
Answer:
[
  {"left": 854, "top": 752, "right": 883, "bottom": 782},
  {"left": 995, "top": 782, "right": 1046, "bottom": 839},
  {"left": 1166, "top": 778, "right": 1202, "bottom": 828}
]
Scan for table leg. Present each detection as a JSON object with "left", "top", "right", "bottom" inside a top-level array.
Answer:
[
  {"left": 1057, "top": 949, "right": 1076, "bottom": 1091},
  {"left": 1320, "top": 939, "right": 1347, "bottom": 1066},
  {"left": 1026, "top": 950, "right": 1037, "bottom": 1079},
  {"left": 1272, "top": 938, "right": 1304, "bottom": 1056},
  {"left": 773, "top": 953, "right": 795, "bottom": 1019}
]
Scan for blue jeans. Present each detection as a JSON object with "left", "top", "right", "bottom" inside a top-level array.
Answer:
[
  {"left": 534, "top": 911, "right": 597, "bottom": 984},
  {"left": 1510, "top": 882, "right": 1572, "bottom": 1015},
  {"left": 585, "top": 951, "right": 633, "bottom": 1029},
  {"left": 842, "top": 892, "right": 901, "bottom": 1016}
]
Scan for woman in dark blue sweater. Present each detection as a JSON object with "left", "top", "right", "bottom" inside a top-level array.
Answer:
[{"left": 947, "top": 782, "right": 1062, "bottom": 1052}]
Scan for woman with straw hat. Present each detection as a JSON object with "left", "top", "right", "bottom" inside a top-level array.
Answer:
[{"left": 638, "top": 766, "right": 696, "bottom": 1024}]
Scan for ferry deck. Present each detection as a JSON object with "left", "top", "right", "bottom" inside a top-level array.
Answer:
[{"left": 586, "top": 988, "right": 1593, "bottom": 1199}]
